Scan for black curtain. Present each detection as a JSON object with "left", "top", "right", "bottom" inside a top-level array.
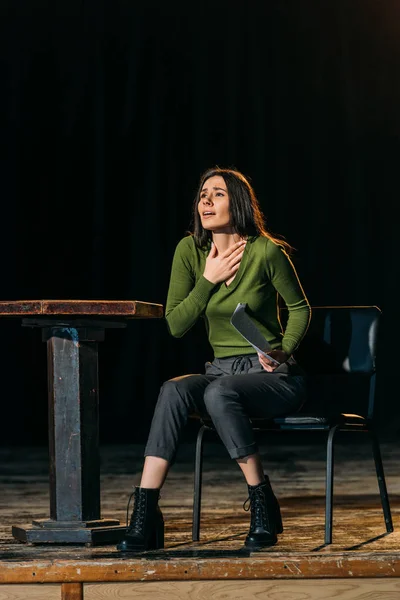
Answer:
[{"left": 0, "top": 0, "right": 398, "bottom": 445}]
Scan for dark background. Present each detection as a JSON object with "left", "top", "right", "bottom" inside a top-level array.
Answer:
[{"left": 0, "top": 0, "right": 398, "bottom": 446}]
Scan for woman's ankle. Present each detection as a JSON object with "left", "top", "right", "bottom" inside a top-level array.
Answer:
[{"left": 140, "top": 456, "right": 170, "bottom": 489}]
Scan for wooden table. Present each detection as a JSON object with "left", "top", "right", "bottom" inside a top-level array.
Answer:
[{"left": 0, "top": 300, "right": 163, "bottom": 545}]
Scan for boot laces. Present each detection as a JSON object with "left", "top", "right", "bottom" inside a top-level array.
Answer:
[
  {"left": 125, "top": 486, "right": 161, "bottom": 533},
  {"left": 243, "top": 486, "right": 268, "bottom": 528},
  {"left": 126, "top": 487, "right": 141, "bottom": 531}
]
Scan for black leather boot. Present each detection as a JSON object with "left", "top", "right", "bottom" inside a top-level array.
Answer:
[
  {"left": 243, "top": 476, "right": 283, "bottom": 549},
  {"left": 117, "top": 486, "right": 164, "bottom": 552}
]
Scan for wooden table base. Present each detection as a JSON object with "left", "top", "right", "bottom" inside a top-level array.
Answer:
[
  {"left": 0, "top": 299, "right": 163, "bottom": 548},
  {"left": 12, "top": 524, "right": 127, "bottom": 545},
  {"left": 12, "top": 319, "right": 129, "bottom": 545}
]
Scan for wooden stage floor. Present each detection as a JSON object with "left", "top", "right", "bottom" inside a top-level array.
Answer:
[{"left": 0, "top": 435, "right": 399, "bottom": 598}]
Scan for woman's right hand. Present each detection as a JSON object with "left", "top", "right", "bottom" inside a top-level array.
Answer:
[{"left": 203, "top": 240, "right": 246, "bottom": 284}]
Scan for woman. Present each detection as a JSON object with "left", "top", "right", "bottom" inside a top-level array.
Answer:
[{"left": 117, "top": 166, "right": 311, "bottom": 552}]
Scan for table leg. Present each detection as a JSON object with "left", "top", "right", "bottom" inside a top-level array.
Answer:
[{"left": 12, "top": 325, "right": 127, "bottom": 545}]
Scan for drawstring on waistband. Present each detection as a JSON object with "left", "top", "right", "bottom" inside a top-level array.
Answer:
[{"left": 231, "top": 356, "right": 252, "bottom": 375}]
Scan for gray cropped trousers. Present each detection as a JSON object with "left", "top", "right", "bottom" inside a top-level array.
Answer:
[{"left": 144, "top": 353, "right": 307, "bottom": 464}]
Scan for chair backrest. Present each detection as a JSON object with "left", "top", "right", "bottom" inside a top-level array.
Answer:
[
  {"left": 281, "top": 306, "right": 381, "bottom": 418},
  {"left": 291, "top": 306, "right": 380, "bottom": 375}
]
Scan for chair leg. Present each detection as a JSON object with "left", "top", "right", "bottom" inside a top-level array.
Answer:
[
  {"left": 325, "top": 425, "right": 339, "bottom": 545},
  {"left": 192, "top": 425, "right": 206, "bottom": 542},
  {"left": 368, "top": 429, "right": 394, "bottom": 533}
]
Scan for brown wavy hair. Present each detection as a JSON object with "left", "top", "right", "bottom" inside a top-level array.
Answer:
[{"left": 189, "top": 166, "right": 294, "bottom": 253}]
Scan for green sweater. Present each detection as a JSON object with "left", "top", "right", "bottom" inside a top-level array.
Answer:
[{"left": 165, "top": 234, "right": 311, "bottom": 358}]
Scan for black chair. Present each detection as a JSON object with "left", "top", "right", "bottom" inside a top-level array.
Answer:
[{"left": 190, "top": 305, "right": 393, "bottom": 545}]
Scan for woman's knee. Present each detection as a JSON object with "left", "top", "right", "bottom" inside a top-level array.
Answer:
[
  {"left": 203, "top": 378, "right": 238, "bottom": 416},
  {"left": 157, "top": 378, "right": 184, "bottom": 405},
  {"left": 156, "top": 375, "right": 198, "bottom": 409}
]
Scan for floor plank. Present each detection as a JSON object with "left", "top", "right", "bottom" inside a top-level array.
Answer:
[
  {"left": 2, "top": 579, "right": 400, "bottom": 600},
  {"left": 0, "top": 438, "right": 399, "bottom": 582},
  {"left": 0, "top": 584, "right": 59, "bottom": 600},
  {"left": 84, "top": 579, "right": 400, "bottom": 600}
]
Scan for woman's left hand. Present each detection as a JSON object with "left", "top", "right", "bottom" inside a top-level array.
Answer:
[{"left": 258, "top": 349, "right": 289, "bottom": 372}]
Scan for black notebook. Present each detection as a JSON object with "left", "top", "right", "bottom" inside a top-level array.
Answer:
[{"left": 230, "top": 302, "right": 280, "bottom": 365}]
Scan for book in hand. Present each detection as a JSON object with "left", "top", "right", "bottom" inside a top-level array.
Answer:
[{"left": 230, "top": 302, "right": 280, "bottom": 365}]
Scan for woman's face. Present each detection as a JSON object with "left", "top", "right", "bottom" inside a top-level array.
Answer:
[{"left": 198, "top": 175, "right": 231, "bottom": 232}]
